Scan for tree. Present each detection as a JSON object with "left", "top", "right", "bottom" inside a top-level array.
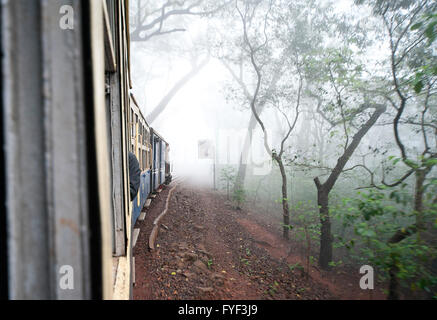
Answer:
[
  {"left": 355, "top": 0, "right": 437, "bottom": 298},
  {"left": 233, "top": 0, "right": 312, "bottom": 240},
  {"left": 145, "top": 55, "right": 210, "bottom": 123},
  {"left": 130, "top": 0, "right": 231, "bottom": 123},
  {"left": 304, "top": 46, "right": 387, "bottom": 269},
  {"left": 130, "top": 0, "right": 231, "bottom": 42}
]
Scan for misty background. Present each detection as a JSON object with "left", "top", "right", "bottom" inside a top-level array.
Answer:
[{"left": 128, "top": 0, "right": 437, "bottom": 299}]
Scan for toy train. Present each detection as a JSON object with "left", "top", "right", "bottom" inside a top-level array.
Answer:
[
  {"left": 130, "top": 94, "right": 172, "bottom": 225},
  {"left": 0, "top": 0, "right": 169, "bottom": 299}
]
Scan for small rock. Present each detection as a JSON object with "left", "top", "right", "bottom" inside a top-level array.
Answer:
[
  {"left": 184, "top": 252, "right": 198, "bottom": 261},
  {"left": 193, "top": 260, "right": 210, "bottom": 274},
  {"left": 197, "top": 287, "right": 214, "bottom": 293},
  {"left": 194, "top": 225, "right": 205, "bottom": 231},
  {"left": 210, "top": 273, "right": 225, "bottom": 286},
  {"left": 178, "top": 242, "right": 188, "bottom": 250},
  {"left": 198, "top": 249, "right": 212, "bottom": 258},
  {"left": 182, "top": 272, "right": 195, "bottom": 278},
  {"left": 210, "top": 273, "right": 225, "bottom": 280}
]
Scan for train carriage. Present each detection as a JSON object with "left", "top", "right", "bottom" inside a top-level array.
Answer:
[
  {"left": 129, "top": 94, "right": 153, "bottom": 224},
  {"left": 150, "top": 129, "right": 171, "bottom": 192},
  {"left": 0, "top": 0, "right": 171, "bottom": 300}
]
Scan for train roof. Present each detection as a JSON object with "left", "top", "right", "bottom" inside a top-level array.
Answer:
[
  {"left": 130, "top": 93, "right": 169, "bottom": 146},
  {"left": 151, "top": 128, "right": 169, "bottom": 145},
  {"left": 130, "top": 93, "right": 150, "bottom": 128}
]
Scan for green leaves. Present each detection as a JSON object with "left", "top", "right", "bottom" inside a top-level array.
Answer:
[
  {"left": 355, "top": 222, "right": 377, "bottom": 238},
  {"left": 413, "top": 13, "right": 437, "bottom": 45},
  {"left": 409, "top": 12, "right": 437, "bottom": 93},
  {"left": 281, "top": 223, "right": 294, "bottom": 231}
]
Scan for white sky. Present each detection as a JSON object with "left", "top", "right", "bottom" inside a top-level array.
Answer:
[{"left": 129, "top": 0, "right": 390, "bottom": 182}]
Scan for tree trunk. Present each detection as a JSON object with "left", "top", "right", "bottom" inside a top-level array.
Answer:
[
  {"left": 276, "top": 157, "right": 290, "bottom": 240},
  {"left": 230, "top": 65, "right": 283, "bottom": 192},
  {"left": 316, "top": 184, "right": 333, "bottom": 269},
  {"left": 146, "top": 58, "right": 208, "bottom": 124},
  {"left": 234, "top": 119, "right": 253, "bottom": 190},
  {"left": 414, "top": 169, "right": 426, "bottom": 231},
  {"left": 313, "top": 105, "right": 386, "bottom": 270},
  {"left": 388, "top": 257, "right": 400, "bottom": 300},
  {"left": 234, "top": 104, "right": 266, "bottom": 191}
]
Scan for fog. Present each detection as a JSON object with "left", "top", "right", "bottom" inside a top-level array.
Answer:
[
  {"left": 128, "top": 0, "right": 436, "bottom": 189},
  {"left": 129, "top": 0, "right": 391, "bottom": 186},
  {"left": 129, "top": 0, "right": 437, "bottom": 298}
]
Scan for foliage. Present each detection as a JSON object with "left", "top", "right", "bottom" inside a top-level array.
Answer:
[
  {"left": 219, "top": 165, "right": 246, "bottom": 208},
  {"left": 411, "top": 11, "right": 437, "bottom": 93},
  {"left": 338, "top": 186, "right": 437, "bottom": 297},
  {"left": 232, "top": 186, "right": 246, "bottom": 209}
]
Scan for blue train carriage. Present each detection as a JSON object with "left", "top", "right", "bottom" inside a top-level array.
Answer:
[
  {"left": 165, "top": 142, "right": 173, "bottom": 185},
  {"left": 129, "top": 94, "right": 152, "bottom": 224},
  {"left": 150, "top": 129, "right": 171, "bottom": 192}
]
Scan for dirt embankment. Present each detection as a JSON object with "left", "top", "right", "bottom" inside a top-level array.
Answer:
[{"left": 133, "top": 183, "right": 385, "bottom": 300}]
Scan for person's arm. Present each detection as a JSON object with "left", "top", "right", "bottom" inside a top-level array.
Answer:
[{"left": 129, "top": 152, "right": 141, "bottom": 201}]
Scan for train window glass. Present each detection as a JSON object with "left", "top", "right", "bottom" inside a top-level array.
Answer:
[
  {"left": 147, "top": 150, "right": 150, "bottom": 169},
  {"left": 131, "top": 111, "right": 134, "bottom": 137},
  {"left": 138, "top": 148, "right": 141, "bottom": 170}
]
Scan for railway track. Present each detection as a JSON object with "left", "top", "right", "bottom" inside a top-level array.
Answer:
[{"left": 169, "top": 175, "right": 186, "bottom": 186}]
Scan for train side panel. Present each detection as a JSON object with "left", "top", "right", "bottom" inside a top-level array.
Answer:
[{"left": 160, "top": 141, "right": 166, "bottom": 185}]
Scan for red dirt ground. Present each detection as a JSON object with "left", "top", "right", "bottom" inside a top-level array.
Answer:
[{"left": 133, "top": 182, "right": 387, "bottom": 300}]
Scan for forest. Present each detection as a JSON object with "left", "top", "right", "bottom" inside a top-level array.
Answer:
[{"left": 129, "top": 0, "right": 437, "bottom": 299}]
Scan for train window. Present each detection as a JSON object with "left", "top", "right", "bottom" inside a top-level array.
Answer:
[
  {"left": 147, "top": 149, "right": 151, "bottom": 169},
  {"left": 131, "top": 111, "right": 134, "bottom": 137},
  {"left": 138, "top": 148, "right": 141, "bottom": 170}
]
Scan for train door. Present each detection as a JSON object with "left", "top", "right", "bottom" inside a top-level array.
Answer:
[
  {"left": 160, "top": 141, "right": 166, "bottom": 185},
  {"left": 152, "top": 134, "right": 160, "bottom": 191}
]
